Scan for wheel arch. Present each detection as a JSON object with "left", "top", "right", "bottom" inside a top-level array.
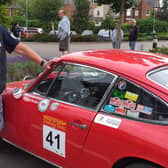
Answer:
[{"left": 112, "top": 157, "right": 163, "bottom": 168}]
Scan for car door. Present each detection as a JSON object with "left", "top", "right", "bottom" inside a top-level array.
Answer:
[{"left": 20, "top": 63, "right": 115, "bottom": 168}]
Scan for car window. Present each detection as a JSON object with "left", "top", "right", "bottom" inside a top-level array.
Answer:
[
  {"left": 31, "top": 64, "right": 64, "bottom": 95},
  {"left": 147, "top": 67, "right": 168, "bottom": 89},
  {"left": 47, "top": 63, "right": 115, "bottom": 110},
  {"left": 102, "top": 78, "right": 168, "bottom": 123}
]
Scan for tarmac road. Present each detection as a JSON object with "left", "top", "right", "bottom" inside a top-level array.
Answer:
[
  {"left": 7, "top": 40, "right": 168, "bottom": 59},
  {"left": 0, "top": 140, "right": 57, "bottom": 168}
]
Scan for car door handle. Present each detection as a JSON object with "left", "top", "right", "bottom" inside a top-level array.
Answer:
[{"left": 69, "top": 121, "right": 87, "bottom": 130}]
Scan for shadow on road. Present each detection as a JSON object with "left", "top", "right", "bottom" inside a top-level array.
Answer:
[{"left": 0, "top": 140, "right": 57, "bottom": 168}]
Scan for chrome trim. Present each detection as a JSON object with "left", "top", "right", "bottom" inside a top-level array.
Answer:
[
  {"left": 2, "top": 138, "right": 63, "bottom": 168},
  {"left": 96, "top": 75, "right": 118, "bottom": 112}
]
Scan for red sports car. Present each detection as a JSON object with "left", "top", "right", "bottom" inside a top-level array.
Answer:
[{"left": 1, "top": 49, "right": 168, "bottom": 168}]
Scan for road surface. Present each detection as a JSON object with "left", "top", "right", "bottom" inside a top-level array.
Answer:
[{"left": 7, "top": 40, "right": 168, "bottom": 59}]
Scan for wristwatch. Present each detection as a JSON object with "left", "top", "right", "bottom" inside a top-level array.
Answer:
[{"left": 40, "top": 59, "right": 47, "bottom": 66}]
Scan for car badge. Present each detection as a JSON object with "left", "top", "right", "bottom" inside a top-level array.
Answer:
[
  {"left": 38, "top": 99, "right": 50, "bottom": 112},
  {"left": 13, "top": 88, "right": 23, "bottom": 99},
  {"left": 50, "top": 102, "right": 59, "bottom": 111}
]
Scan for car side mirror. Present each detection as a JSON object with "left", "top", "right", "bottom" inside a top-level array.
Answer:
[{"left": 23, "top": 75, "right": 34, "bottom": 81}]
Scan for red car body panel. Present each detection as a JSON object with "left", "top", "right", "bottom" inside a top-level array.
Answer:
[{"left": 1, "top": 49, "right": 168, "bottom": 168}]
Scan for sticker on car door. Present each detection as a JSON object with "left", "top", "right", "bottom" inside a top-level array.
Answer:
[{"left": 43, "top": 125, "right": 66, "bottom": 157}]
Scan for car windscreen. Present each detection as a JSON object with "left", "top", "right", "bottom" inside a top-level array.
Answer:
[{"left": 147, "top": 67, "right": 168, "bottom": 89}]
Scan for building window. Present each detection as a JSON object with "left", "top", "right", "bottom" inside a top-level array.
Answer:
[
  {"left": 127, "top": 9, "right": 132, "bottom": 16},
  {"left": 135, "top": 10, "right": 139, "bottom": 16},
  {"left": 91, "top": 0, "right": 97, "bottom": 4},
  {"left": 97, "top": 10, "right": 100, "bottom": 16},
  {"left": 146, "top": 9, "right": 150, "bottom": 16}
]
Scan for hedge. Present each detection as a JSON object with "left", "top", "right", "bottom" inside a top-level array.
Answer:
[
  {"left": 7, "top": 60, "right": 43, "bottom": 82},
  {"left": 150, "top": 47, "right": 168, "bottom": 55}
]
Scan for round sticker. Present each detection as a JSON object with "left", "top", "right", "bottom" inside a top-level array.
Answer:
[
  {"left": 118, "top": 81, "right": 127, "bottom": 90},
  {"left": 13, "top": 88, "right": 23, "bottom": 99},
  {"left": 38, "top": 99, "right": 50, "bottom": 112},
  {"left": 50, "top": 102, "right": 59, "bottom": 111}
]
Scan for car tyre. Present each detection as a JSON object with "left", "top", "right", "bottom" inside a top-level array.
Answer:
[{"left": 125, "top": 162, "right": 160, "bottom": 168}]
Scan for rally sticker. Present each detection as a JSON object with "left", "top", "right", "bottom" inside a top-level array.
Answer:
[
  {"left": 115, "top": 107, "right": 127, "bottom": 115},
  {"left": 110, "top": 97, "right": 122, "bottom": 106},
  {"left": 94, "top": 114, "right": 122, "bottom": 129},
  {"left": 43, "top": 115, "right": 67, "bottom": 131},
  {"left": 43, "top": 125, "right": 65, "bottom": 157},
  {"left": 118, "top": 81, "right": 127, "bottom": 90},
  {"left": 136, "top": 104, "right": 153, "bottom": 115},
  {"left": 125, "top": 91, "right": 139, "bottom": 102},
  {"left": 127, "top": 110, "right": 139, "bottom": 119}
]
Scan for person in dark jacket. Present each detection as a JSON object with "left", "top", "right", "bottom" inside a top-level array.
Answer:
[
  {"left": 129, "top": 19, "right": 138, "bottom": 50},
  {"left": 0, "top": 25, "right": 51, "bottom": 131},
  {"left": 11, "top": 23, "right": 21, "bottom": 40}
]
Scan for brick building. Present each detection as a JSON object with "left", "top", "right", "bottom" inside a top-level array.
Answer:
[{"left": 125, "top": 0, "right": 160, "bottom": 21}]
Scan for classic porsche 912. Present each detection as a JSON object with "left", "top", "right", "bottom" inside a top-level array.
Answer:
[{"left": 1, "top": 49, "right": 168, "bottom": 168}]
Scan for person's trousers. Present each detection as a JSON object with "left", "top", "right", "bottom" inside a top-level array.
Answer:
[
  {"left": 129, "top": 41, "right": 136, "bottom": 50},
  {"left": 0, "top": 94, "right": 4, "bottom": 131}
]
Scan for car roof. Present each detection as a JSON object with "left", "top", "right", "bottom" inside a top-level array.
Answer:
[{"left": 53, "top": 49, "right": 168, "bottom": 83}]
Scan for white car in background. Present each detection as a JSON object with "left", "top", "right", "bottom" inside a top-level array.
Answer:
[
  {"left": 98, "top": 29, "right": 112, "bottom": 40},
  {"left": 81, "top": 30, "right": 94, "bottom": 36},
  {"left": 49, "top": 30, "right": 77, "bottom": 36}
]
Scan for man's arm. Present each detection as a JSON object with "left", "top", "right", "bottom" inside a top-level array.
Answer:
[
  {"left": 14, "top": 42, "right": 51, "bottom": 69},
  {"left": 14, "top": 42, "right": 42, "bottom": 65}
]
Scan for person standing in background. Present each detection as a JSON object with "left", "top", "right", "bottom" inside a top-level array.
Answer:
[
  {"left": 111, "top": 23, "right": 124, "bottom": 49},
  {"left": 11, "top": 23, "right": 21, "bottom": 41},
  {"left": 57, "top": 9, "right": 71, "bottom": 55},
  {"left": 129, "top": 19, "right": 138, "bottom": 50}
]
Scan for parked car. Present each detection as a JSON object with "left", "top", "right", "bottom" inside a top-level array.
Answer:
[
  {"left": 49, "top": 30, "right": 58, "bottom": 36},
  {"left": 49, "top": 30, "right": 77, "bottom": 37},
  {"left": 81, "top": 30, "right": 94, "bottom": 36},
  {"left": 98, "top": 29, "right": 112, "bottom": 40},
  {"left": 21, "top": 27, "right": 43, "bottom": 38},
  {"left": 1, "top": 49, "right": 168, "bottom": 168}
]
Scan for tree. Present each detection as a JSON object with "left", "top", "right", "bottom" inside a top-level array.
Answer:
[
  {"left": 156, "top": 0, "right": 168, "bottom": 22},
  {"left": 100, "top": 16, "right": 115, "bottom": 30},
  {"left": 0, "top": 0, "right": 11, "bottom": 4},
  {"left": 30, "top": 0, "right": 63, "bottom": 30},
  {"left": 0, "top": 0, "right": 12, "bottom": 26},
  {"left": 72, "top": 0, "right": 90, "bottom": 33},
  {"left": 97, "top": 0, "right": 136, "bottom": 48}
]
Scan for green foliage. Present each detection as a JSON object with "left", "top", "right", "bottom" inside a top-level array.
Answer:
[
  {"left": 22, "top": 33, "right": 57, "bottom": 42},
  {"left": 71, "top": 35, "right": 97, "bottom": 42},
  {"left": 0, "top": 4, "right": 10, "bottom": 26},
  {"left": 72, "top": 0, "right": 90, "bottom": 33},
  {"left": 7, "top": 61, "right": 42, "bottom": 82},
  {"left": 156, "top": 0, "right": 168, "bottom": 22},
  {"left": 9, "top": 15, "right": 26, "bottom": 27},
  {"left": 100, "top": 16, "right": 115, "bottom": 30},
  {"left": 132, "top": 18, "right": 168, "bottom": 33},
  {"left": 150, "top": 47, "right": 168, "bottom": 55},
  {"left": 30, "top": 0, "right": 63, "bottom": 22},
  {"left": 88, "top": 21, "right": 97, "bottom": 33},
  {"left": 0, "top": 0, "right": 11, "bottom": 4}
]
